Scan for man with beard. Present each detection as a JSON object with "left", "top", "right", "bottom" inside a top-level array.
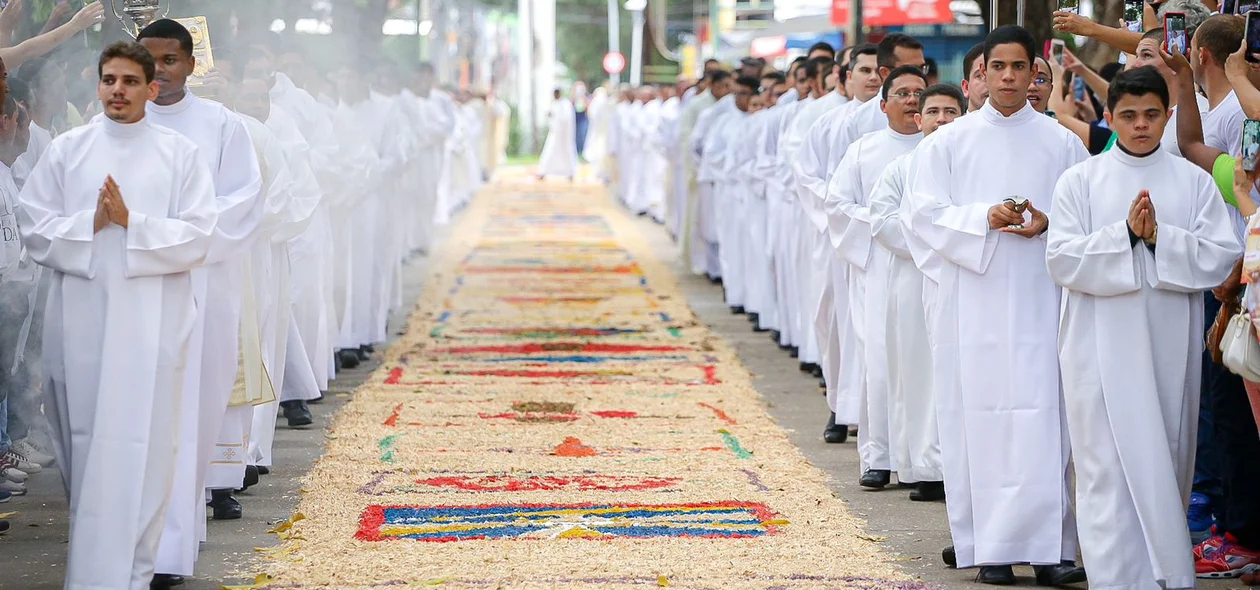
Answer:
[
  {"left": 18, "top": 40, "right": 217, "bottom": 590},
  {"left": 136, "top": 18, "right": 263, "bottom": 586},
  {"left": 905, "top": 25, "right": 1087, "bottom": 585}
]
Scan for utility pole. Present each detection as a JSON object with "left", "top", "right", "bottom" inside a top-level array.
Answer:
[
  {"left": 608, "top": 0, "right": 621, "bottom": 85},
  {"left": 626, "top": 0, "right": 646, "bottom": 86}
]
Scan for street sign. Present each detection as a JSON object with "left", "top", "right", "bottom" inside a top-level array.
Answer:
[{"left": 603, "top": 52, "right": 626, "bottom": 75}]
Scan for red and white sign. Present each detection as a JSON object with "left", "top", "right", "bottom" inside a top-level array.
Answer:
[
  {"left": 603, "top": 52, "right": 626, "bottom": 75},
  {"left": 830, "top": 0, "right": 954, "bottom": 27}
]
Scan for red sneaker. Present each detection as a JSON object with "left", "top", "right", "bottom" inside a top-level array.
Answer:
[
  {"left": 1195, "top": 535, "right": 1227, "bottom": 561},
  {"left": 1195, "top": 534, "right": 1260, "bottom": 579}
]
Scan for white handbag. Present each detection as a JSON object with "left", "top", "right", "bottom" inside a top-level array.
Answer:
[{"left": 1221, "top": 309, "right": 1260, "bottom": 382}]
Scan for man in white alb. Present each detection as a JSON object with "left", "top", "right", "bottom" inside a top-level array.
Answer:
[
  {"left": 1046, "top": 66, "right": 1239, "bottom": 590},
  {"left": 18, "top": 41, "right": 217, "bottom": 590},
  {"left": 867, "top": 83, "right": 965, "bottom": 503},
  {"left": 137, "top": 19, "right": 264, "bottom": 585},
  {"left": 538, "top": 88, "right": 578, "bottom": 180},
  {"left": 905, "top": 25, "right": 1087, "bottom": 585}
]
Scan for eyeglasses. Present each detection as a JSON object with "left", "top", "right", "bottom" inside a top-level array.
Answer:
[{"left": 888, "top": 90, "right": 924, "bottom": 100}]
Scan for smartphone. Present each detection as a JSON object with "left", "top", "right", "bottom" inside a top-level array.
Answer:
[
  {"left": 1124, "top": 0, "right": 1143, "bottom": 32},
  {"left": 1244, "top": 120, "right": 1260, "bottom": 172},
  {"left": 1165, "top": 13, "right": 1187, "bottom": 55},
  {"left": 1248, "top": 11, "right": 1260, "bottom": 64},
  {"left": 1051, "top": 39, "right": 1066, "bottom": 65},
  {"left": 1058, "top": 0, "right": 1079, "bottom": 14}
]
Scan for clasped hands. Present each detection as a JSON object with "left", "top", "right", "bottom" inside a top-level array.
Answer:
[
  {"left": 93, "top": 175, "right": 129, "bottom": 233},
  {"left": 987, "top": 199, "right": 1047, "bottom": 238},
  {"left": 1128, "top": 189, "right": 1157, "bottom": 245}
]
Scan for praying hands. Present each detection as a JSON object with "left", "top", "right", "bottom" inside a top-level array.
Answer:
[
  {"left": 94, "top": 175, "right": 129, "bottom": 232},
  {"left": 1128, "top": 190, "right": 1157, "bottom": 244}
]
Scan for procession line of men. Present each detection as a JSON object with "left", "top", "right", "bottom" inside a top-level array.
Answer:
[
  {"left": 2, "top": 18, "right": 495, "bottom": 588},
  {"left": 601, "top": 22, "right": 1252, "bottom": 589}
]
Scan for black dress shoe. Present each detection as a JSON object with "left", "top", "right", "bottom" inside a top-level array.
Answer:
[
  {"left": 210, "top": 489, "right": 242, "bottom": 520},
  {"left": 942, "top": 546, "right": 956, "bottom": 568},
  {"left": 818, "top": 378, "right": 827, "bottom": 389},
  {"left": 747, "top": 312, "right": 758, "bottom": 323},
  {"left": 823, "top": 412, "right": 848, "bottom": 443},
  {"left": 799, "top": 362, "right": 819, "bottom": 374},
  {"left": 356, "top": 347, "right": 370, "bottom": 361},
  {"left": 238, "top": 465, "right": 260, "bottom": 491},
  {"left": 151, "top": 574, "right": 185, "bottom": 589},
  {"left": 789, "top": 346, "right": 799, "bottom": 358},
  {"left": 257, "top": 466, "right": 270, "bottom": 475},
  {"left": 770, "top": 330, "right": 781, "bottom": 343},
  {"left": 977, "top": 565, "right": 1016, "bottom": 585},
  {"left": 750, "top": 316, "right": 767, "bottom": 332},
  {"left": 338, "top": 349, "right": 361, "bottom": 369},
  {"left": 859, "top": 469, "right": 891, "bottom": 489},
  {"left": 811, "top": 365, "right": 823, "bottom": 378},
  {"left": 281, "top": 400, "right": 314, "bottom": 428},
  {"left": 729, "top": 305, "right": 745, "bottom": 315},
  {"left": 1033, "top": 562, "right": 1087, "bottom": 586},
  {"left": 910, "top": 481, "right": 946, "bottom": 502},
  {"left": 0, "top": 519, "right": 9, "bottom": 534}
]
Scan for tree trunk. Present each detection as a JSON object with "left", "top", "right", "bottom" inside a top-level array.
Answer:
[
  {"left": 1077, "top": 0, "right": 1124, "bottom": 69},
  {"left": 979, "top": 0, "right": 1054, "bottom": 50}
]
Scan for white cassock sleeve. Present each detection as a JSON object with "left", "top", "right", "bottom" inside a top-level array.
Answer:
[
  {"left": 17, "top": 143, "right": 96, "bottom": 279},
  {"left": 823, "top": 140, "right": 873, "bottom": 266},
  {"left": 1146, "top": 174, "right": 1242, "bottom": 292},
  {"left": 1044, "top": 168, "right": 1142, "bottom": 297},
  {"left": 270, "top": 127, "right": 321, "bottom": 244},
  {"left": 205, "top": 116, "right": 265, "bottom": 265},
  {"left": 906, "top": 130, "right": 999, "bottom": 275},
  {"left": 870, "top": 157, "right": 911, "bottom": 259},
  {"left": 792, "top": 117, "right": 833, "bottom": 233},
  {"left": 126, "top": 150, "right": 219, "bottom": 277}
]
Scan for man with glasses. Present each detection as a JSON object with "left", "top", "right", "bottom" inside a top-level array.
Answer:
[
  {"left": 1029, "top": 56, "right": 1055, "bottom": 115},
  {"left": 823, "top": 65, "right": 927, "bottom": 489}
]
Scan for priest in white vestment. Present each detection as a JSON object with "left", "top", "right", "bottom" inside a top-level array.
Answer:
[
  {"left": 1046, "top": 67, "right": 1240, "bottom": 590},
  {"left": 19, "top": 42, "right": 218, "bottom": 590},
  {"left": 769, "top": 60, "right": 825, "bottom": 351},
  {"left": 138, "top": 21, "right": 264, "bottom": 578},
  {"left": 673, "top": 75, "right": 716, "bottom": 251},
  {"left": 904, "top": 27, "right": 1087, "bottom": 583},
  {"left": 682, "top": 73, "right": 731, "bottom": 273},
  {"left": 790, "top": 54, "right": 860, "bottom": 440},
  {"left": 742, "top": 75, "right": 792, "bottom": 334},
  {"left": 824, "top": 65, "right": 926, "bottom": 487},
  {"left": 690, "top": 87, "right": 736, "bottom": 278},
  {"left": 867, "top": 84, "right": 964, "bottom": 502},
  {"left": 538, "top": 89, "right": 578, "bottom": 180}
]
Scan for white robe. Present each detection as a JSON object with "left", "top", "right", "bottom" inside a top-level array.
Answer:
[
  {"left": 905, "top": 101, "right": 1088, "bottom": 568},
  {"left": 824, "top": 126, "right": 921, "bottom": 472},
  {"left": 145, "top": 94, "right": 264, "bottom": 575},
  {"left": 691, "top": 96, "right": 737, "bottom": 276},
  {"left": 657, "top": 96, "right": 682, "bottom": 228},
  {"left": 538, "top": 97, "right": 578, "bottom": 178},
  {"left": 769, "top": 97, "right": 813, "bottom": 348},
  {"left": 712, "top": 109, "right": 754, "bottom": 307},
  {"left": 675, "top": 90, "right": 715, "bottom": 251},
  {"left": 1046, "top": 148, "right": 1239, "bottom": 590},
  {"left": 19, "top": 116, "right": 217, "bottom": 590},
  {"left": 791, "top": 94, "right": 856, "bottom": 403},
  {"left": 270, "top": 74, "right": 341, "bottom": 387},
  {"left": 869, "top": 151, "right": 942, "bottom": 484}
]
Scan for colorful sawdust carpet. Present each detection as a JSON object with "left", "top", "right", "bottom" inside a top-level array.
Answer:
[{"left": 258, "top": 181, "right": 926, "bottom": 589}]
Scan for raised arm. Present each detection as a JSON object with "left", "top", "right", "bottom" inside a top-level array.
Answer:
[
  {"left": 1054, "top": 11, "right": 1142, "bottom": 56},
  {"left": 1166, "top": 49, "right": 1224, "bottom": 174},
  {"left": 0, "top": 2, "right": 103, "bottom": 70}
]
